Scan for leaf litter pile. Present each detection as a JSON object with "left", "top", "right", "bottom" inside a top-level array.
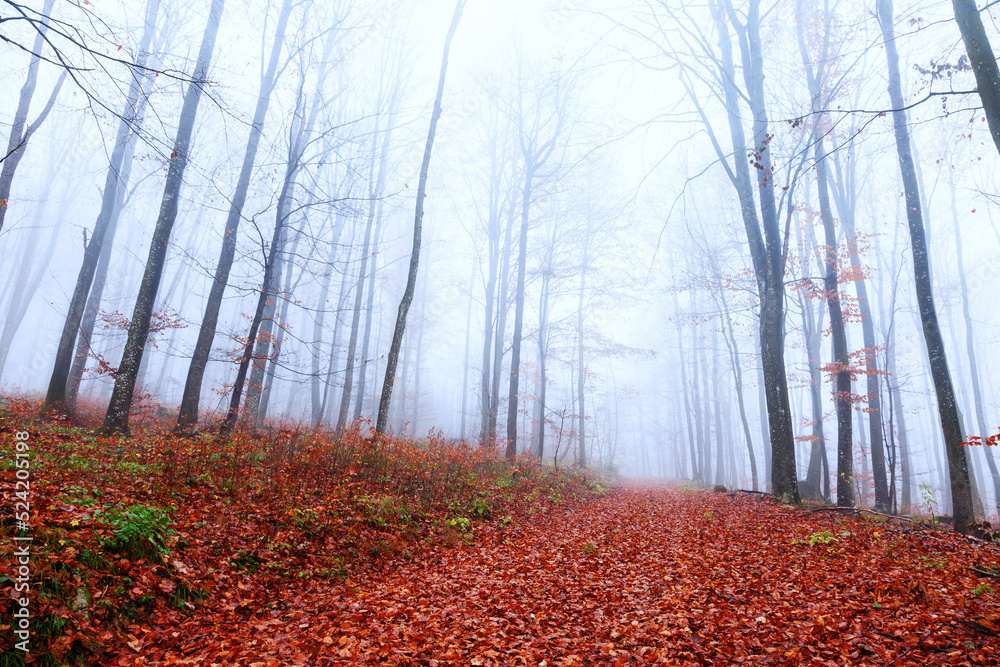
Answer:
[{"left": 0, "top": 402, "right": 998, "bottom": 666}]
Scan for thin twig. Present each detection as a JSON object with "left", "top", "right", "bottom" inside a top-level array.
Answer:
[
  {"left": 970, "top": 566, "right": 1000, "bottom": 579},
  {"left": 888, "top": 622, "right": 947, "bottom": 665}
]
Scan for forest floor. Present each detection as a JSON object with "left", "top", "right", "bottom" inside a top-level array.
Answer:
[{"left": 1, "top": 399, "right": 1000, "bottom": 666}]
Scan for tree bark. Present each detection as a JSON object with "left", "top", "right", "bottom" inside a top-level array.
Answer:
[
  {"left": 338, "top": 114, "right": 393, "bottom": 434},
  {"left": 952, "top": 0, "right": 1000, "bottom": 157},
  {"left": 42, "top": 0, "right": 159, "bottom": 417},
  {"left": 311, "top": 213, "right": 342, "bottom": 424},
  {"left": 536, "top": 265, "right": 552, "bottom": 458},
  {"left": 707, "top": 0, "right": 797, "bottom": 501},
  {"left": 814, "top": 144, "right": 855, "bottom": 507},
  {"left": 576, "top": 237, "right": 590, "bottom": 469},
  {"left": 716, "top": 284, "right": 758, "bottom": 490},
  {"left": 676, "top": 293, "right": 699, "bottom": 481},
  {"left": 877, "top": 0, "right": 974, "bottom": 533},
  {"left": 221, "top": 146, "right": 298, "bottom": 433},
  {"left": 176, "top": 0, "right": 292, "bottom": 431},
  {"left": 830, "top": 145, "right": 891, "bottom": 512},
  {"left": 66, "top": 121, "right": 147, "bottom": 407},
  {"left": 101, "top": 0, "right": 224, "bottom": 434},
  {"left": 505, "top": 166, "right": 534, "bottom": 460},
  {"left": 489, "top": 202, "right": 517, "bottom": 444}
]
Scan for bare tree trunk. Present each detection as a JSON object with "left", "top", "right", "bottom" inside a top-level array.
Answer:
[
  {"left": 693, "top": 323, "right": 709, "bottom": 484},
  {"left": 101, "top": 0, "right": 224, "bottom": 434},
  {"left": 0, "top": 0, "right": 66, "bottom": 236},
  {"left": 950, "top": 175, "right": 1000, "bottom": 515},
  {"left": 814, "top": 144, "right": 855, "bottom": 507},
  {"left": 354, "top": 202, "right": 384, "bottom": 421},
  {"left": 317, "top": 265, "right": 352, "bottom": 430},
  {"left": 338, "top": 113, "right": 394, "bottom": 434},
  {"left": 577, "top": 231, "right": 590, "bottom": 468},
  {"left": 411, "top": 297, "right": 426, "bottom": 432},
  {"left": 887, "top": 325, "right": 913, "bottom": 513},
  {"left": 831, "top": 147, "right": 891, "bottom": 512},
  {"left": 952, "top": 0, "right": 1000, "bottom": 157},
  {"left": 536, "top": 266, "right": 551, "bottom": 458},
  {"left": 676, "top": 292, "right": 699, "bottom": 481},
  {"left": 41, "top": 0, "right": 158, "bottom": 416},
  {"left": 801, "top": 275, "right": 828, "bottom": 501},
  {"left": 754, "top": 316, "right": 771, "bottom": 491},
  {"left": 244, "top": 205, "right": 296, "bottom": 425},
  {"left": 375, "top": 0, "right": 465, "bottom": 435},
  {"left": 716, "top": 284, "right": 758, "bottom": 490},
  {"left": 877, "top": 0, "right": 973, "bottom": 533},
  {"left": 66, "top": 123, "right": 147, "bottom": 407},
  {"left": 712, "top": 327, "right": 726, "bottom": 486},
  {"left": 311, "top": 213, "right": 342, "bottom": 424},
  {"left": 176, "top": 0, "right": 292, "bottom": 430},
  {"left": 478, "top": 137, "right": 506, "bottom": 444},
  {"left": 0, "top": 208, "right": 59, "bottom": 379},
  {"left": 796, "top": 0, "right": 865, "bottom": 509},
  {"left": 222, "top": 152, "right": 297, "bottom": 433},
  {"left": 489, "top": 203, "right": 517, "bottom": 444},
  {"left": 505, "top": 167, "right": 534, "bottom": 460},
  {"left": 256, "top": 228, "right": 303, "bottom": 429},
  {"left": 459, "top": 266, "right": 475, "bottom": 439},
  {"left": 706, "top": 0, "right": 797, "bottom": 501},
  {"left": 224, "top": 21, "right": 340, "bottom": 432}
]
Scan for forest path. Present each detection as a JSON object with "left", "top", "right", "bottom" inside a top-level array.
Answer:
[{"left": 157, "top": 484, "right": 998, "bottom": 665}]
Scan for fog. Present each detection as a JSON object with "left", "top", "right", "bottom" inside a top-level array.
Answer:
[{"left": 2, "top": 0, "right": 999, "bottom": 520}]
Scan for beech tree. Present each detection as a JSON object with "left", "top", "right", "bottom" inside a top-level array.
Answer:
[
  {"left": 221, "top": 22, "right": 342, "bottom": 432},
  {"left": 653, "top": 0, "right": 800, "bottom": 500},
  {"left": 795, "top": 0, "right": 857, "bottom": 508},
  {"left": 503, "top": 56, "right": 571, "bottom": 461},
  {"left": 175, "top": 0, "right": 295, "bottom": 432},
  {"left": 0, "top": 0, "right": 65, "bottom": 237},
  {"left": 101, "top": 0, "right": 226, "bottom": 434},
  {"left": 952, "top": 0, "right": 1000, "bottom": 157},
  {"left": 876, "top": 0, "right": 974, "bottom": 534},
  {"left": 375, "top": 0, "right": 466, "bottom": 435},
  {"left": 41, "top": 0, "right": 161, "bottom": 418}
]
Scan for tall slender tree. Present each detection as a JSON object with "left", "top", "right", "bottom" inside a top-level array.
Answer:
[
  {"left": 0, "top": 0, "right": 66, "bottom": 237},
  {"left": 101, "top": 0, "right": 226, "bottom": 434},
  {"left": 952, "top": 0, "right": 1000, "bottom": 157},
  {"left": 175, "top": 0, "right": 294, "bottom": 431},
  {"left": 796, "top": 1, "right": 856, "bottom": 507},
  {"left": 375, "top": 0, "right": 466, "bottom": 435},
  {"left": 42, "top": 0, "right": 160, "bottom": 417},
  {"left": 504, "top": 58, "right": 570, "bottom": 460},
  {"left": 877, "top": 0, "right": 974, "bottom": 533}
]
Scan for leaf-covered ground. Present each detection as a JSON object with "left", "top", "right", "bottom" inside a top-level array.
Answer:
[
  {"left": 140, "top": 486, "right": 999, "bottom": 666},
  {"left": 2, "top": 401, "right": 999, "bottom": 666}
]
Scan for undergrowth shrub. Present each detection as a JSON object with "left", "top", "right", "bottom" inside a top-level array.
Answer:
[{"left": 94, "top": 502, "right": 174, "bottom": 562}]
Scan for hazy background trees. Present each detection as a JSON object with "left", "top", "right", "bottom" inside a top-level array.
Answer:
[{"left": 2, "top": 0, "right": 1000, "bottom": 527}]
